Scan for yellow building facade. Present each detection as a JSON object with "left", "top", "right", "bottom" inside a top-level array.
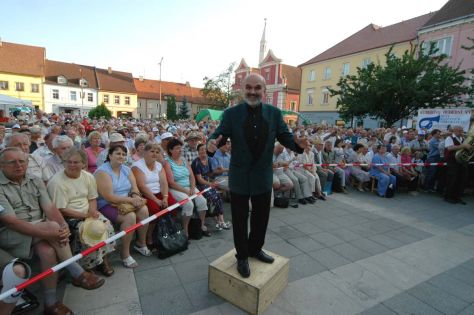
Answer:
[
  {"left": 298, "top": 12, "right": 435, "bottom": 126},
  {"left": 0, "top": 73, "right": 44, "bottom": 109},
  {"left": 98, "top": 91, "right": 138, "bottom": 117},
  {"left": 300, "top": 43, "right": 411, "bottom": 113}
]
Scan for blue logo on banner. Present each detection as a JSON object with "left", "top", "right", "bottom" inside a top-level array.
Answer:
[{"left": 418, "top": 115, "right": 440, "bottom": 130}]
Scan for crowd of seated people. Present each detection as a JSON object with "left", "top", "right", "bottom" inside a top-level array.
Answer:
[{"left": 0, "top": 111, "right": 472, "bottom": 314}]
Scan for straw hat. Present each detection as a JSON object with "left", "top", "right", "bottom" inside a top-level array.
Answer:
[{"left": 80, "top": 218, "right": 108, "bottom": 247}]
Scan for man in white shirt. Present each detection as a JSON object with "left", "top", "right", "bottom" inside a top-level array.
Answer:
[{"left": 274, "top": 144, "right": 314, "bottom": 204}]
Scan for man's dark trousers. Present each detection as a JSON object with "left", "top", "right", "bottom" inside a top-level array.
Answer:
[{"left": 230, "top": 191, "right": 272, "bottom": 260}]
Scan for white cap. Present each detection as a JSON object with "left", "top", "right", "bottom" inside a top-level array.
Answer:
[
  {"left": 109, "top": 133, "right": 125, "bottom": 142},
  {"left": 152, "top": 127, "right": 159, "bottom": 132},
  {"left": 12, "top": 124, "right": 20, "bottom": 129},
  {"left": 133, "top": 127, "right": 140, "bottom": 133},
  {"left": 160, "top": 132, "right": 173, "bottom": 140}
]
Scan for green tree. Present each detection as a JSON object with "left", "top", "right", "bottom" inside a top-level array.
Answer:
[
  {"left": 329, "top": 43, "right": 473, "bottom": 126},
  {"left": 166, "top": 95, "right": 177, "bottom": 121},
  {"left": 202, "top": 63, "right": 239, "bottom": 109},
  {"left": 178, "top": 97, "right": 190, "bottom": 119},
  {"left": 88, "top": 103, "right": 112, "bottom": 119}
]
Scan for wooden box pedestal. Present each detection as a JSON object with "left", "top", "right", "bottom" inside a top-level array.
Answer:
[{"left": 208, "top": 249, "right": 289, "bottom": 315}]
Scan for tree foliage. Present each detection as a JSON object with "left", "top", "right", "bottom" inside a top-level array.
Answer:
[
  {"left": 329, "top": 43, "right": 473, "bottom": 126},
  {"left": 166, "top": 95, "right": 177, "bottom": 121},
  {"left": 88, "top": 103, "right": 112, "bottom": 119},
  {"left": 178, "top": 97, "right": 190, "bottom": 119},
  {"left": 202, "top": 63, "right": 239, "bottom": 109}
]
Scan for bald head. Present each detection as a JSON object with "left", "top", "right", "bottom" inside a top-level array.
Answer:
[{"left": 242, "top": 73, "right": 266, "bottom": 107}]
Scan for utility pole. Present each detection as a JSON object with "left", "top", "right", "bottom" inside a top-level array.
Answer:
[
  {"left": 79, "top": 68, "right": 84, "bottom": 117},
  {"left": 158, "top": 57, "right": 163, "bottom": 118}
]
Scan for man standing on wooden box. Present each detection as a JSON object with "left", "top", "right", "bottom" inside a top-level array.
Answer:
[{"left": 208, "top": 73, "right": 307, "bottom": 278}]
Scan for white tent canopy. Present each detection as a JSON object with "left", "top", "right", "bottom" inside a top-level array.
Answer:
[{"left": 0, "top": 94, "right": 32, "bottom": 106}]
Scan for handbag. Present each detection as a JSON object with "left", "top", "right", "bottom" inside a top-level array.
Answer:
[
  {"left": 112, "top": 196, "right": 146, "bottom": 216},
  {"left": 273, "top": 197, "right": 289, "bottom": 208},
  {"left": 153, "top": 214, "right": 188, "bottom": 259},
  {"left": 188, "top": 218, "right": 203, "bottom": 240}
]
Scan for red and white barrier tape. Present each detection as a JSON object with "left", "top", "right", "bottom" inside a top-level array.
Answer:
[{"left": 0, "top": 185, "right": 216, "bottom": 302}]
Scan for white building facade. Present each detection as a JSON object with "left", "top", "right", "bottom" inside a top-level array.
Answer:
[{"left": 43, "top": 76, "right": 98, "bottom": 115}]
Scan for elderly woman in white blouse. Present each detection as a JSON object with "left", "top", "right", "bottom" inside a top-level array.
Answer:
[{"left": 296, "top": 145, "right": 325, "bottom": 200}]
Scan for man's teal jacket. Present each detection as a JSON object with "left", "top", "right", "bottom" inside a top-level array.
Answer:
[{"left": 210, "top": 103, "right": 303, "bottom": 195}]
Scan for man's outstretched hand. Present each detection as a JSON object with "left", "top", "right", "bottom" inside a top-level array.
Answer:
[
  {"left": 207, "top": 135, "right": 223, "bottom": 153},
  {"left": 294, "top": 135, "right": 310, "bottom": 150}
]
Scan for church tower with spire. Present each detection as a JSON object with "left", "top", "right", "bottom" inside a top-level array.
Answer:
[{"left": 259, "top": 18, "right": 268, "bottom": 65}]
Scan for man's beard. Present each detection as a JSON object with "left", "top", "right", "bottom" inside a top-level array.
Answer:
[{"left": 244, "top": 94, "right": 261, "bottom": 107}]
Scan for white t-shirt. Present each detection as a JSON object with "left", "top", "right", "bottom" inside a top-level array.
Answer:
[
  {"left": 445, "top": 134, "right": 463, "bottom": 148},
  {"left": 47, "top": 170, "right": 98, "bottom": 215},
  {"left": 132, "top": 158, "right": 162, "bottom": 194}
]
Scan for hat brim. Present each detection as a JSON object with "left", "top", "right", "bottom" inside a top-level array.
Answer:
[{"left": 79, "top": 219, "right": 108, "bottom": 247}]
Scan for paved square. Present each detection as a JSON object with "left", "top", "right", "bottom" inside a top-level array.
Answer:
[{"left": 56, "top": 191, "right": 474, "bottom": 314}]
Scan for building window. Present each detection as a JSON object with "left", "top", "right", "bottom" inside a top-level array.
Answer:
[
  {"left": 423, "top": 37, "right": 453, "bottom": 56},
  {"left": 362, "top": 58, "right": 371, "bottom": 68},
  {"left": 15, "top": 82, "right": 24, "bottom": 91},
  {"left": 266, "top": 93, "right": 273, "bottom": 104},
  {"left": 114, "top": 95, "right": 120, "bottom": 104},
  {"left": 87, "top": 93, "right": 93, "bottom": 102},
  {"left": 52, "top": 89, "right": 59, "bottom": 99},
  {"left": 323, "top": 67, "right": 331, "bottom": 80},
  {"left": 290, "top": 101, "right": 296, "bottom": 111},
  {"left": 30, "top": 83, "right": 39, "bottom": 93},
  {"left": 57, "top": 76, "right": 68, "bottom": 85},
  {"left": 264, "top": 68, "right": 270, "bottom": 82},
  {"left": 308, "top": 70, "right": 316, "bottom": 81},
  {"left": 322, "top": 87, "right": 330, "bottom": 104},
  {"left": 341, "top": 63, "right": 350, "bottom": 76},
  {"left": 70, "top": 91, "right": 77, "bottom": 101},
  {"left": 79, "top": 78, "right": 88, "bottom": 87},
  {"left": 307, "top": 89, "right": 314, "bottom": 105},
  {"left": 0, "top": 81, "right": 8, "bottom": 90},
  {"left": 103, "top": 94, "right": 109, "bottom": 104},
  {"left": 125, "top": 96, "right": 130, "bottom": 105}
]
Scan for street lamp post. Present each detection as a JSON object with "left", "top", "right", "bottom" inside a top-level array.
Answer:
[
  {"left": 158, "top": 57, "right": 163, "bottom": 118},
  {"left": 79, "top": 68, "right": 84, "bottom": 117}
]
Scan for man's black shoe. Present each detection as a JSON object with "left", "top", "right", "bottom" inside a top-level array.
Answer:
[
  {"left": 458, "top": 199, "right": 467, "bottom": 205},
  {"left": 298, "top": 198, "right": 307, "bottom": 205},
  {"left": 250, "top": 250, "right": 274, "bottom": 264},
  {"left": 318, "top": 195, "right": 327, "bottom": 201},
  {"left": 237, "top": 259, "right": 250, "bottom": 278},
  {"left": 305, "top": 197, "right": 315, "bottom": 204}
]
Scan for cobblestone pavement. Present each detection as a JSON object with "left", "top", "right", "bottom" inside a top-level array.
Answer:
[{"left": 31, "top": 190, "right": 474, "bottom": 314}]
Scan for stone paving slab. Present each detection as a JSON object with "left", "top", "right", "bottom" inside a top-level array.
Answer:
[{"left": 57, "top": 192, "right": 474, "bottom": 315}]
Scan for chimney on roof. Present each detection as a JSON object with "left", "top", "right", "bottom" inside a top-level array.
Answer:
[
  {"left": 139, "top": 76, "right": 144, "bottom": 81},
  {"left": 107, "top": 67, "right": 112, "bottom": 74},
  {"left": 0, "top": 37, "right": 2, "bottom": 47},
  {"left": 185, "top": 81, "right": 190, "bottom": 87}
]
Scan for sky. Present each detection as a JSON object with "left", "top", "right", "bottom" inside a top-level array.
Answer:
[{"left": 0, "top": 0, "right": 448, "bottom": 87}]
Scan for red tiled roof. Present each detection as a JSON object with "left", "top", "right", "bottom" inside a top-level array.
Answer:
[
  {"left": 134, "top": 78, "right": 213, "bottom": 105},
  {"left": 0, "top": 41, "right": 45, "bottom": 76},
  {"left": 299, "top": 12, "right": 436, "bottom": 67},
  {"left": 45, "top": 60, "right": 98, "bottom": 88},
  {"left": 422, "top": 0, "right": 474, "bottom": 29},
  {"left": 281, "top": 64, "right": 301, "bottom": 91},
  {"left": 96, "top": 67, "right": 136, "bottom": 94}
]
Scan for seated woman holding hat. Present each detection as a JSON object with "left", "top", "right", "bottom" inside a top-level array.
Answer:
[
  {"left": 47, "top": 147, "right": 116, "bottom": 276},
  {"left": 95, "top": 145, "right": 151, "bottom": 268}
]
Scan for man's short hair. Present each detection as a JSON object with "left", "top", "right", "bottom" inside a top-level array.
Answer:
[
  {"left": 4, "top": 133, "right": 30, "bottom": 147},
  {"left": 52, "top": 135, "right": 73, "bottom": 149},
  {"left": 0, "top": 147, "right": 26, "bottom": 163}
]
